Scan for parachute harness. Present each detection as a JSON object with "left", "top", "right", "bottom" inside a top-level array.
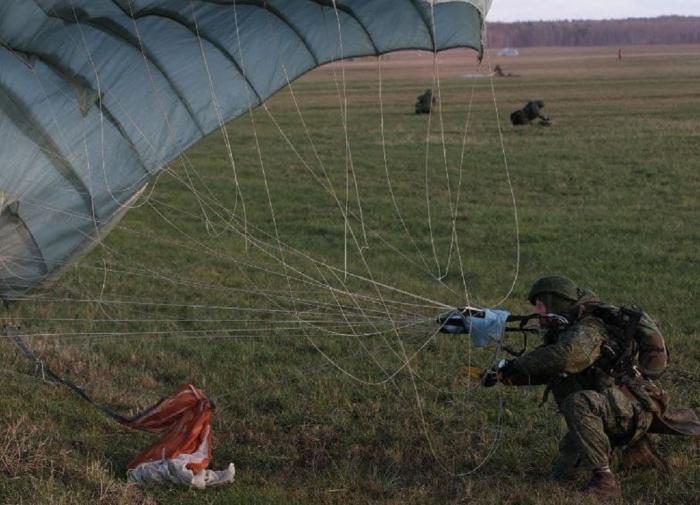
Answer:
[{"left": 437, "top": 307, "right": 542, "bottom": 357}]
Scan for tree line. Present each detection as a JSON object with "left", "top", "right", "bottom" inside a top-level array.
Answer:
[{"left": 486, "top": 16, "right": 700, "bottom": 47}]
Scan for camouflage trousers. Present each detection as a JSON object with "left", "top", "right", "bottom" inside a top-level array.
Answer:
[{"left": 554, "top": 388, "right": 653, "bottom": 473}]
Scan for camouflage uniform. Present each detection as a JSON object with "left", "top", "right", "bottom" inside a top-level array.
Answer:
[
  {"left": 504, "top": 312, "right": 647, "bottom": 471},
  {"left": 415, "top": 89, "right": 434, "bottom": 114},
  {"left": 501, "top": 287, "right": 697, "bottom": 477},
  {"left": 486, "top": 276, "right": 700, "bottom": 498},
  {"left": 510, "top": 100, "right": 550, "bottom": 126}
]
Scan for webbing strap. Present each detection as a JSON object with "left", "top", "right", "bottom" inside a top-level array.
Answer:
[{"left": 5, "top": 324, "right": 131, "bottom": 424}]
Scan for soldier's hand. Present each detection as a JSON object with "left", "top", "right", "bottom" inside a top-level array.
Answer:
[{"left": 481, "top": 359, "right": 516, "bottom": 387}]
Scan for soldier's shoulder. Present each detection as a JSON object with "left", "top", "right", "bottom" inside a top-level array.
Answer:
[{"left": 570, "top": 313, "right": 609, "bottom": 337}]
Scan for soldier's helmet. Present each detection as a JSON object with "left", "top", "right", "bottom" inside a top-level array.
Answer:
[{"left": 527, "top": 275, "right": 580, "bottom": 305}]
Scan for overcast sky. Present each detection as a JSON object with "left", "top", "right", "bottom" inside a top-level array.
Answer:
[{"left": 487, "top": 0, "right": 700, "bottom": 22}]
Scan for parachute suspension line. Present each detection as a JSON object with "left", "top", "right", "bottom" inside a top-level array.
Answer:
[
  {"left": 426, "top": 48, "right": 480, "bottom": 306},
  {"left": 121, "top": 9, "right": 229, "bottom": 234},
  {"left": 329, "top": 0, "right": 369, "bottom": 278},
  {"left": 376, "top": 57, "right": 434, "bottom": 276},
  {"left": 230, "top": 0, "right": 345, "bottom": 359},
  {"left": 148, "top": 189, "right": 454, "bottom": 383},
  {"left": 248, "top": 69, "right": 465, "bottom": 315},
  {"left": 90, "top": 246, "right": 430, "bottom": 315},
  {"left": 143, "top": 197, "right": 345, "bottom": 330},
  {"left": 428, "top": 3, "right": 460, "bottom": 283},
  {"left": 84, "top": 0, "right": 213, "bottom": 227},
  {"left": 455, "top": 77, "right": 479, "bottom": 303},
  {"left": 399, "top": 4, "right": 506, "bottom": 476},
  {"left": 419, "top": 2, "right": 443, "bottom": 281},
  {"left": 316, "top": 262, "right": 404, "bottom": 376},
  {"left": 300, "top": 0, "right": 432, "bottom": 388},
  {"left": 41, "top": 2, "right": 397, "bottom": 352},
  {"left": 486, "top": 56, "right": 521, "bottom": 306},
  {"left": 24, "top": 0, "right": 484, "bottom": 398},
  {"left": 283, "top": 263, "right": 406, "bottom": 386},
  {"left": 259, "top": 74, "right": 456, "bottom": 294},
  {"left": 228, "top": 0, "right": 287, "bottom": 268},
  {"left": 129, "top": 46, "right": 448, "bottom": 378},
  {"left": 144, "top": 193, "right": 437, "bottom": 382},
  {"left": 229, "top": 0, "right": 360, "bottom": 366},
  {"left": 49, "top": 256, "right": 422, "bottom": 321},
  {"left": 188, "top": 1, "right": 249, "bottom": 249},
  {"left": 58, "top": 2, "right": 102, "bottom": 243},
  {"left": 11, "top": 291, "right": 416, "bottom": 322},
  {"left": 5, "top": 313, "right": 429, "bottom": 341},
  {"left": 277, "top": 66, "right": 333, "bottom": 192},
  {"left": 120, "top": 0, "right": 221, "bottom": 235},
  {"left": 141, "top": 196, "right": 445, "bottom": 324},
  {"left": 60, "top": 167, "right": 441, "bottom": 323},
  {"left": 107, "top": 220, "right": 438, "bottom": 315},
  {"left": 240, "top": 39, "right": 462, "bottom": 298},
  {"left": 8, "top": 314, "right": 395, "bottom": 325},
  {"left": 214, "top": 204, "right": 449, "bottom": 319}
]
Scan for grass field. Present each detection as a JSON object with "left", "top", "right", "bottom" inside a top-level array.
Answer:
[{"left": 1, "top": 45, "right": 699, "bottom": 504}]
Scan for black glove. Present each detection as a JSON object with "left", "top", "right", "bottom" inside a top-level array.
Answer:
[
  {"left": 481, "top": 368, "right": 499, "bottom": 387},
  {"left": 481, "top": 359, "right": 516, "bottom": 387}
]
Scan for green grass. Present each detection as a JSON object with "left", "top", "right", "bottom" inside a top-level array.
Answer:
[{"left": 1, "top": 46, "right": 699, "bottom": 504}]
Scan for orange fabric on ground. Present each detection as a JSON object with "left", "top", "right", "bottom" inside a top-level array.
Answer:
[{"left": 123, "top": 384, "right": 213, "bottom": 474}]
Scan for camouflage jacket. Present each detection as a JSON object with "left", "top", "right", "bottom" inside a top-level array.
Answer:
[
  {"left": 503, "top": 299, "right": 700, "bottom": 437},
  {"left": 505, "top": 315, "right": 609, "bottom": 408}
]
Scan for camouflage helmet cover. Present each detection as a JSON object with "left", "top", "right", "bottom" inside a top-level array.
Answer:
[{"left": 528, "top": 275, "right": 580, "bottom": 305}]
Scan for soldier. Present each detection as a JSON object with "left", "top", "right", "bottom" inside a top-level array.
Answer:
[
  {"left": 415, "top": 89, "right": 435, "bottom": 114},
  {"left": 484, "top": 276, "right": 700, "bottom": 499},
  {"left": 510, "top": 100, "right": 550, "bottom": 126}
]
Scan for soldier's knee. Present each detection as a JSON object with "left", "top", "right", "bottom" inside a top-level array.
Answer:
[{"left": 562, "top": 390, "right": 605, "bottom": 419}]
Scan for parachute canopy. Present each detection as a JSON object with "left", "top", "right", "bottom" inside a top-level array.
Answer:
[{"left": 0, "top": 0, "right": 491, "bottom": 300}]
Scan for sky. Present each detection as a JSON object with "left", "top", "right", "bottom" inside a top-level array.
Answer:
[{"left": 486, "top": 0, "right": 700, "bottom": 22}]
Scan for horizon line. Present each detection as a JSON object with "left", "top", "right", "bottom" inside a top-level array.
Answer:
[{"left": 487, "top": 14, "right": 700, "bottom": 23}]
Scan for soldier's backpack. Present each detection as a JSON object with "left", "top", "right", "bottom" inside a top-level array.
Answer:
[
  {"left": 579, "top": 302, "right": 668, "bottom": 380},
  {"left": 523, "top": 100, "right": 544, "bottom": 121},
  {"left": 510, "top": 109, "right": 528, "bottom": 125}
]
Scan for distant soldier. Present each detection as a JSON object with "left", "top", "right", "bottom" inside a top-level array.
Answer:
[
  {"left": 510, "top": 100, "right": 550, "bottom": 126},
  {"left": 415, "top": 89, "right": 436, "bottom": 114},
  {"left": 483, "top": 276, "right": 700, "bottom": 499}
]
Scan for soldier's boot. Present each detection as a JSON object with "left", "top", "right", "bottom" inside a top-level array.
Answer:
[
  {"left": 619, "top": 436, "right": 668, "bottom": 472},
  {"left": 582, "top": 468, "right": 621, "bottom": 500}
]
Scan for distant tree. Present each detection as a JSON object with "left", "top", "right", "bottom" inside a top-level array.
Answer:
[{"left": 487, "top": 16, "right": 700, "bottom": 47}]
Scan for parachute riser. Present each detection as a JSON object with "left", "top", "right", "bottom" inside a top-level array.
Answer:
[{"left": 4, "top": 323, "right": 131, "bottom": 425}]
